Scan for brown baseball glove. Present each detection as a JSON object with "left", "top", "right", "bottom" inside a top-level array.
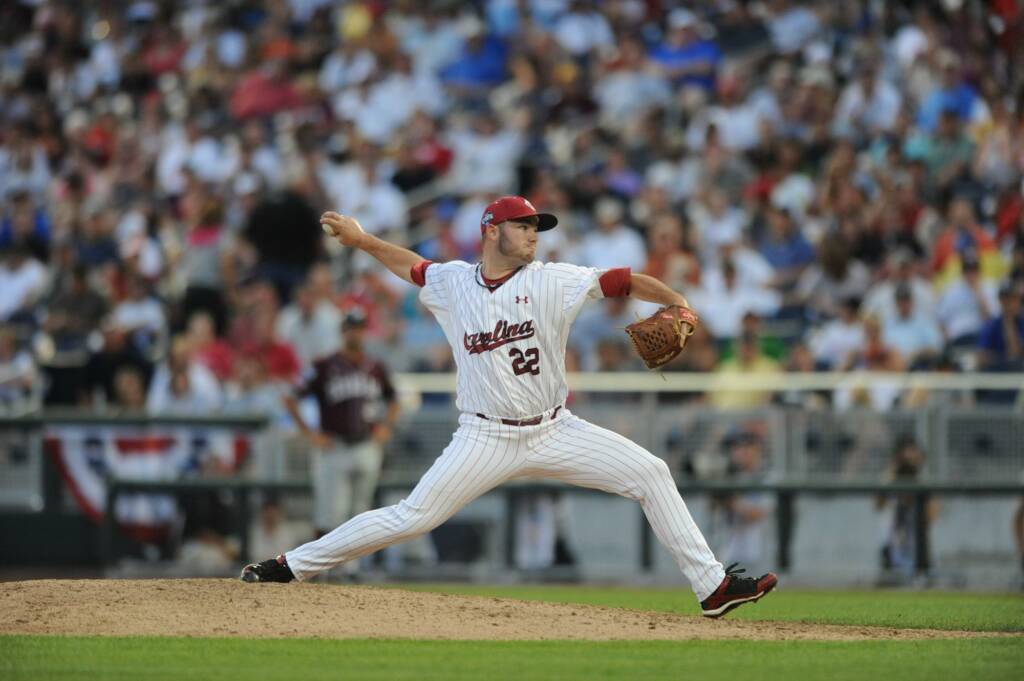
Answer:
[{"left": 625, "top": 305, "right": 700, "bottom": 370}]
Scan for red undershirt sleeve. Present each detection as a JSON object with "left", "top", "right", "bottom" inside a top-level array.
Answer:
[
  {"left": 598, "top": 267, "right": 632, "bottom": 297},
  {"left": 410, "top": 260, "right": 434, "bottom": 287}
]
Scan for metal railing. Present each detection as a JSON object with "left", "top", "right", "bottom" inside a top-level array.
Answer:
[{"left": 98, "top": 476, "right": 1024, "bottom": 576}]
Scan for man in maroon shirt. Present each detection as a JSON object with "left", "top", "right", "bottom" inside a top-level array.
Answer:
[{"left": 283, "top": 308, "right": 398, "bottom": 572}]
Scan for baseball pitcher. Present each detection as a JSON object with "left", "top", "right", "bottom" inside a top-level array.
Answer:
[{"left": 242, "top": 196, "right": 776, "bottom": 617}]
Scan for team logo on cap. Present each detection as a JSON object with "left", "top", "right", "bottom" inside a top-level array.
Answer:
[{"left": 482, "top": 211, "right": 494, "bottom": 226}]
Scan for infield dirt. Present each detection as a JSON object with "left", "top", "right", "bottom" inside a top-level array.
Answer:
[{"left": 0, "top": 579, "right": 1014, "bottom": 641}]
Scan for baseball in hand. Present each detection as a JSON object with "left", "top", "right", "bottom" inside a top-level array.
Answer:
[{"left": 319, "top": 212, "right": 364, "bottom": 246}]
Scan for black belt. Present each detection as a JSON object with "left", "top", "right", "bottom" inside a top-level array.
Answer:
[{"left": 476, "top": 405, "right": 562, "bottom": 427}]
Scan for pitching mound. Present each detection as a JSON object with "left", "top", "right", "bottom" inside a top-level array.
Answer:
[{"left": 0, "top": 579, "right": 1007, "bottom": 641}]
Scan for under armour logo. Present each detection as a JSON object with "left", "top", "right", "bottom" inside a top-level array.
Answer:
[{"left": 515, "top": 296, "right": 529, "bottom": 304}]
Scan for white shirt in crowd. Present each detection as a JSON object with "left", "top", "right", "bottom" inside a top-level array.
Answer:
[
  {"left": 808, "top": 319, "right": 866, "bottom": 369},
  {"left": 862, "top": 278, "right": 937, "bottom": 324},
  {"left": 579, "top": 225, "right": 648, "bottom": 272},
  {"left": 446, "top": 128, "right": 524, "bottom": 196},
  {"left": 554, "top": 10, "right": 614, "bottom": 56},
  {"left": 881, "top": 312, "right": 943, "bottom": 361},
  {"left": 146, "top": 362, "right": 223, "bottom": 414},
  {"left": 319, "top": 162, "right": 407, "bottom": 236},
  {"left": 276, "top": 302, "right": 342, "bottom": 368},
  {"left": 833, "top": 77, "right": 903, "bottom": 137},
  {"left": 0, "top": 257, "right": 47, "bottom": 321},
  {"left": 937, "top": 278, "right": 999, "bottom": 340},
  {"left": 688, "top": 271, "right": 782, "bottom": 339},
  {"left": 769, "top": 5, "right": 821, "bottom": 54},
  {"left": 111, "top": 297, "right": 166, "bottom": 337}
]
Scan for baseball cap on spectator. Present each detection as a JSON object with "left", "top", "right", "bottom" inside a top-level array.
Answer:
[
  {"left": 668, "top": 8, "right": 699, "bottom": 30},
  {"left": 127, "top": 1, "right": 157, "bottom": 23},
  {"left": 998, "top": 280, "right": 1022, "bottom": 299},
  {"left": 342, "top": 307, "right": 369, "bottom": 329},
  {"left": 595, "top": 196, "right": 624, "bottom": 223},
  {"left": 233, "top": 172, "right": 260, "bottom": 196},
  {"left": 889, "top": 247, "right": 914, "bottom": 268},
  {"left": 480, "top": 196, "right": 558, "bottom": 234}
]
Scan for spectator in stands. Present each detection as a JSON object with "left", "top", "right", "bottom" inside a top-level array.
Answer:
[
  {"left": 931, "top": 197, "right": 1007, "bottom": 290},
  {"left": 758, "top": 206, "right": 815, "bottom": 293},
  {"left": 711, "top": 329, "right": 782, "bottom": 409},
  {"left": 39, "top": 264, "right": 108, "bottom": 403},
  {"left": 236, "top": 304, "right": 301, "bottom": 385},
  {"left": 648, "top": 8, "right": 721, "bottom": 92},
  {"left": 110, "top": 365, "right": 147, "bottom": 412},
  {"left": 938, "top": 250, "right": 999, "bottom": 348},
  {"left": 833, "top": 58, "right": 902, "bottom": 141},
  {"left": 439, "top": 18, "right": 508, "bottom": 98},
  {"left": 864, "top": 248, "right": 937, "bottom": 324},
  {"left": 185, "top": 311, "right": 235, "bottom": 383},
  {"left": 447, "top": 111, "right": 524, "bottom": 197},
  {"left": 554, "top": 1, "right": 614, "bottom": 58},
  {"left": 881, "top": 283, "right": 943, "bottom": 370},
  {"left": 808, "top": 296, "right": 866, "bottom": 370},
  {"left": 595, "top": 37, "right": 671, "bottom": 133},
  {"left": 109, "top": 275, "right": 166, "bottom": 362},
  {"left": 73, "top": 206, "right": 121, "bottom": 270},
  {"left": 224, "top": 355, "right": 287, "bottom": 423},
  {"left": 147, "top": 336, "right": 222, "bottom": 415},
  {"left": 276, "top": 279, "right": 341, "bottom": 370},
  {"left": 578, "top": 197, "right": 646, "bottom": 272},
  {"left": 643, "top": 213, "right": 700, "bottom": 291},
  {"left": 0, "top": 242, "right": 46, "bottom": 323},
  {"left": 766, "top": 0, "right": 821, "bottom": 55},
  {"left": 977, "top": 281, "right": 1024, "bottom": 377},
  {"left": 179, "top": 196, "right": 235, "bottom": 337},
  {"left": 834, "top": 316, "right": 905, "bottom": 411},
  {"left": 241, "top": 179, "right": 323, "bottom": 304},
  {"left": 690, "top": 259, "right": 781, "bottom": 340},
  {"left": 570, "top": 295, "right": 639, "bottom": 371},
  {"left": 917, "top": 51, "right": 980, "bottom": 133},
  {"left": 0, "top": 325, "right": 35, "bottom": 408},
  {"left": 796, "top": 235, "right": 871, "bottom": 322},
  {"left": 690, "top": 187, "right": 747, "bottom": 265},
  {"left": 0, "top": 189, "right": 50, "bottom": 261}
]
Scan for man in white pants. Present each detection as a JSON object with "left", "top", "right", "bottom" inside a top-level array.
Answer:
[{"left": 243, "top": 196, "right": 777, "bottom": 617}]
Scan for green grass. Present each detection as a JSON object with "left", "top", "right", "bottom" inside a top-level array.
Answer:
[
  {"left": 2, "top": 636, "right": 1022, "bottom": 681},
  {"left": 394, "top": 584, "right": 1024, "bottom": 632}
]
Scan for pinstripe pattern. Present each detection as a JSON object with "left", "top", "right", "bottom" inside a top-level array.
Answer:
[
  {"left": 286, "top": 410, "right": 725, "bottom": 600},
  {"left": 284, "top": 261, "right": 726, "bottom": 601}
]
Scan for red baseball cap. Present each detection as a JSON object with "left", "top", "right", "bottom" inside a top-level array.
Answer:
[{"left": 480, "top": 196, "right": 558, "bottom": 235}]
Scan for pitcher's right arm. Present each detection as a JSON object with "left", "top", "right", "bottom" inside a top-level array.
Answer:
[{"left": 320, "top": 212, "right": 425, "bottom": 285}]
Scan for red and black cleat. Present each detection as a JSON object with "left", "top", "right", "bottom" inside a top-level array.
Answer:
[
  {"left": 700, "top": 563, "right": 777, "bottom": 618},
  {"left": 240, "top": 554, "right": 295, "bottom": 583}
]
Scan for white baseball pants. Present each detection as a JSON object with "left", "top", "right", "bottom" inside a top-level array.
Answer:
[
  {"left": 286, "top": 410, "right": 726, "bottom": 600},
  {"left": 312, "top": 439, "right": 383, "bottom": 533}
]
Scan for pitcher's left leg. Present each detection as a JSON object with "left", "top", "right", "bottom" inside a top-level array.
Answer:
[{"left": 530, "top": 415, "right": 725, "bottom": 601}]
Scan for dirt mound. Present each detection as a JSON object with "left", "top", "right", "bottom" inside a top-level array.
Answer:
[{"left": 0, "top": 579, "right": 1009, "bottom": 641}]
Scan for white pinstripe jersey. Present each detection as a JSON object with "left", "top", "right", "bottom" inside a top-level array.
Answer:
[{"left": 419, "top": 260, "right": 608, "bottom": 418}]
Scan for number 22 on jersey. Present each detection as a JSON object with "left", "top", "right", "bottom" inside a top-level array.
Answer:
[{"left": 509, "top": 347, "right": 540, "bottom": 376}]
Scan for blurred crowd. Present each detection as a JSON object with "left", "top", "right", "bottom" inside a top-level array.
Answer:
[{"left": 2, "top": 0, "right": 1024, "bottom": 416}]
